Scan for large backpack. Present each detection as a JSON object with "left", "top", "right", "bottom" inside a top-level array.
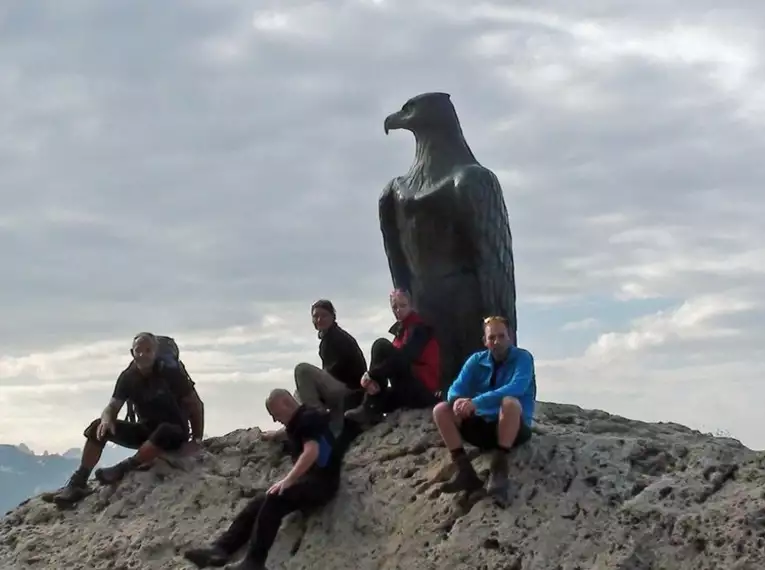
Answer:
[{"left": 124, "top": 335, "right": 197, "bottom": 423}]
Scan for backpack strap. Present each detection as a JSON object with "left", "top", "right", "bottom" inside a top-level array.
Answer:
[{"left": 125, "top": 400, "right": 137, "bottom": 423}]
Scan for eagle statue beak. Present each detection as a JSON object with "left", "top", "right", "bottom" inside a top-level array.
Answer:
[{"left": 384, "top": 111, "right": 405, "bottom": 135}]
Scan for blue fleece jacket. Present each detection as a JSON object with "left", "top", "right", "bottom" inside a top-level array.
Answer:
[{"left": 447, "top": 346, "right": 536, "bottom": 426}]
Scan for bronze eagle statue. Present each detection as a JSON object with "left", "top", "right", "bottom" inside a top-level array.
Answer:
[{"left": 379, "top": 92, "right": 518, "bottom": 389}]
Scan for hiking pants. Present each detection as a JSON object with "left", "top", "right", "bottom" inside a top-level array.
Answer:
[
  {"left": 214, "top": 471, "right": 339, "bottom": 565},
  {"left": 83, "top": 419, "right": 187, "bottom": 451},
  {"left": 370, "top": 338, "right": 438, "bottom": 412},
  {"left": 294, "top": 363, "right": 358, "bottom": 434}
]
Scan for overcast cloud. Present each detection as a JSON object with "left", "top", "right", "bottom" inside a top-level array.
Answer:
[{"left": 1, "top": 0, "right": 763, "bottom": 452}]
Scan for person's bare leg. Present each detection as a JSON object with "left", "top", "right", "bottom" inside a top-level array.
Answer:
[
  {"left": 488, "top": 397, "right": 522, "bottom": 505},
  {"left": 433, "top": 402, "right": 482, "bottom": 494},
  {"left": 497, "top": 397, "right": 522, "bottom": 448}
]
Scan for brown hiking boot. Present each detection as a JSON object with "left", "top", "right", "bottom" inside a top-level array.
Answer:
[
  {"left": 344, "top": 394, "right": 384, "bottom": 427},
  {"left": 487, "top": 450, "right": 511, "bottom": 506},
  {"left": 94, "top": 458, "right": 135, "bottom": 485},
  {"left": 440, "top": 454, "right": 483, "bottom": 494},
  {"left": 183, "top": 545, "right": 230, "bottom": 568},
  {"left": 52, "top": 469, "right": 91, "bottom": 507}
]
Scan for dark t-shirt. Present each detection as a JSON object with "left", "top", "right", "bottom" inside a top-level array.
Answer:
[
  {"left": 112, "top": 360, "right": 193, "bottom": 429},
  {"left": 285, "top": 405, "right": 340, "bottom": 475},
  {"left": 319, "top": 324, "right": 367, "bottom": 390}
]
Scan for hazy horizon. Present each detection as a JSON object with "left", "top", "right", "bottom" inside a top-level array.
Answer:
[{"left": 1, "top": 1, "right": 764, "bottom": 453}]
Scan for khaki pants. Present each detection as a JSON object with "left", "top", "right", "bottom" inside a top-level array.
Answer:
[{"left": 293, "top": 363, "right": 351, "bottom": 435}]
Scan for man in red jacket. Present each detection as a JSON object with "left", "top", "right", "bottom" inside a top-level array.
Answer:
[{"left": 345, "top": 289, "right": 441, "bottom": 427}]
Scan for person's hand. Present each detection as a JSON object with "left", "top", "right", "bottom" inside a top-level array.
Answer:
[
  {"left": 361, "top": 373, "right": 380, "bottom": 394},
  {"left": 267, "top": 477, "right": 294, "bottom": 495},
  {"left": 452, "top": 398, "right": 475, "bottom": 419},
  {"left": 261, "top": 429, "right": 284, "bottom": 442},
  {"left": 96, "top": 418, "right": 115, "bottom": 441}
]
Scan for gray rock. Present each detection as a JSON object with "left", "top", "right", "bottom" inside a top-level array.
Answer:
[{"left": 1, "top": 403, "right": 764, "bottom": 570}]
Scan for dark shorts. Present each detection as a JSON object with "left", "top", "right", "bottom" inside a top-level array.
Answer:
[
  {"left": 459, "top": 415, "right": 532, "bottom": 451},
  {"left": 84, "top": 419, "right": 188, "bottom": 452}
]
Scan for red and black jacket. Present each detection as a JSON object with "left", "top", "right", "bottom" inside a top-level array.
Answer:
[{"left": 369, "top": 312, "right": 441, "bottom": 393}]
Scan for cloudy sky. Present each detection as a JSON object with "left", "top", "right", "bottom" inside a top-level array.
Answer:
[{"left": 1, "top": 0, "right": 763, "bottom": 453}]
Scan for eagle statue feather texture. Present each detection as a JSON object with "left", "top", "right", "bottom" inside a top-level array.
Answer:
[{"left": 379, "top": 92, "right": 517, "bottom": 390}]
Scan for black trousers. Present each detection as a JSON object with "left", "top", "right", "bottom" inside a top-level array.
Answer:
[
  {"left": 83, "top": 419, "right": 187, "bottom": 452},
  {"left": 214, "top": 470, "right": 339, "bottom": 565},
  {"left": 369, "top": 338, "right": 438, "bottom": 412}
]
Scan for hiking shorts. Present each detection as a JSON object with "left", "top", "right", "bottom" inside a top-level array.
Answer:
[
  {"left": 459, "top": 415, "right": 532, "bottom": 451},
  {"left": 84, "top": 419, "right": 188, "bottom": 451}
]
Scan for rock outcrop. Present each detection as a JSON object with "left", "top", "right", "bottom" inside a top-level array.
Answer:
[{"left": 1, "top": 402, "right": 764, "bottom": 570}]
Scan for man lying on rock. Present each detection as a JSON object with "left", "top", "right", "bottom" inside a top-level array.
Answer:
[
  {"left": 344, "top": 288, "right": 441, "bottom": 427},
  {"left": 432, "top": 316, "right": 536, "bottom": 506},
  {"left": 51, "top": 332, "right": 205, "bottom": 507},
  {"left": 263, "top": 299, "right": 367, "bottom": 440},
  {"left": 184, "top": 388, "right": 343, "bottom": 570}
]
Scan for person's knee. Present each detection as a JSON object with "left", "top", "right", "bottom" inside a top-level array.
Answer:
[
  {"left": 294, "top": 362, "right": 317, "bottom": 385},
  {"left": 499, "top": 397, "right": 522, "bottom": 418},
  {"left": 83, "top": 418, "right": 104, "bottom": 443},
  {"left": 371, "top": 337, "right": 394, "bottom": 358},
  {"left": 149, "top": 423, "right": 186, "bottom": 451},
  {"left": 432, "top": 401, "right": 453, "bottom": 422}
]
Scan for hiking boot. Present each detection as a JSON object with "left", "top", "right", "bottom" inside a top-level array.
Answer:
[
  {"left": 440, "top": 454, "right": 483, "bottom": 494},
  {"left": 52, "top": 469, "right": 91, "bottom": 507},
  {"left": 487, "top": 450, "right": 511, "bottom": 506},
  {"left": 344, "top": 393, "right": 384, "bottom": 427},
  {"left": 183, "top": 545, "right": 230, "bottom": 568},
  {"left": 94, "top": 459, "right": 135, "bottom": 485}
]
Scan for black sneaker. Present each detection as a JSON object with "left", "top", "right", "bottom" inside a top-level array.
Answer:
[
  {"left": 344, "top": 394, "right": 383, "bottom": 427},
  {"left": 183, "top": 545, "right": 230, "bottom": 568}
]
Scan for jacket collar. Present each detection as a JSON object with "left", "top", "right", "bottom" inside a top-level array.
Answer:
[
  {"left": 476, "top": 347, "right": 516, "bottom": 368},
  {"left": 318, "top": 322, "right": 339, "bottom": 340},
  {"left": 388, "top": 311, "right": 422, "bottom": 336}
]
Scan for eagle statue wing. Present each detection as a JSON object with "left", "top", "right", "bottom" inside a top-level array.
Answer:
[
  {"left": 455, "top": 165, "right": 518, "bottom": 339},
  {"left": 379, "top": 179, "right": 413, "bottom": 293}
]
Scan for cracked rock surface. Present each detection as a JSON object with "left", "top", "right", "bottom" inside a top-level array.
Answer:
[{"left": 1, "top": 402, "right": 765, "bottom": 569}]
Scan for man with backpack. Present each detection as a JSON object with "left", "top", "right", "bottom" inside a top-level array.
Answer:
[{"left": 51, "top": 332, "right": 205, "bottom": 507}]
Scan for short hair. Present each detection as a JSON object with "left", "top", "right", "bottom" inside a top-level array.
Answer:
[
  {"left": 132, "top": 332, "right": 158, "bottom": 348},
  {"left": 310, "top": 299, "right": 336, "bottom": 318},
  {"left": 389, "top": 288, "right": 412, "bottom": 303},
  {"left": 483, "top": 316, "right": 510, "bottom": 331},
  {"left": 265, "top": 388, "right": 294, "bottom": 411}
]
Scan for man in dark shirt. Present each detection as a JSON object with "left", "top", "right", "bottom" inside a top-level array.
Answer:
[
  {"left": 265, "top": 299, "right": 367, "bottom": 439},
  {"left": 50, "top": 332, "right": 205, "bottom": 507},
  {"left": 184, "top": 389, "right": 343, "bottom": 570}
]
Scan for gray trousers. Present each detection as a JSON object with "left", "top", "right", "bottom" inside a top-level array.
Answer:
[{"left": 293, "top": 363, "right": 352, "bottom": 435}]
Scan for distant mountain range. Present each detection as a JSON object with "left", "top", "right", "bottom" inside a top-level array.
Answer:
[{"left": 0, "top": 443, "right": 131, "bottom": 514}]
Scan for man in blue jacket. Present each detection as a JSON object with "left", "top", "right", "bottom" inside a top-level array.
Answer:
[{"left": 432, "top": 316, "right": 536, "bottom": 505}]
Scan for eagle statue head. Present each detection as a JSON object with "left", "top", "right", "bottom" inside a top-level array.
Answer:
[{"left": 383, "top": 92, "right": 461, "bottom": 136}]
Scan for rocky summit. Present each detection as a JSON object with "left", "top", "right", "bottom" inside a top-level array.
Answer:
[{"left": 1, "top": 402, "right": 764, "bottom": 570}]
